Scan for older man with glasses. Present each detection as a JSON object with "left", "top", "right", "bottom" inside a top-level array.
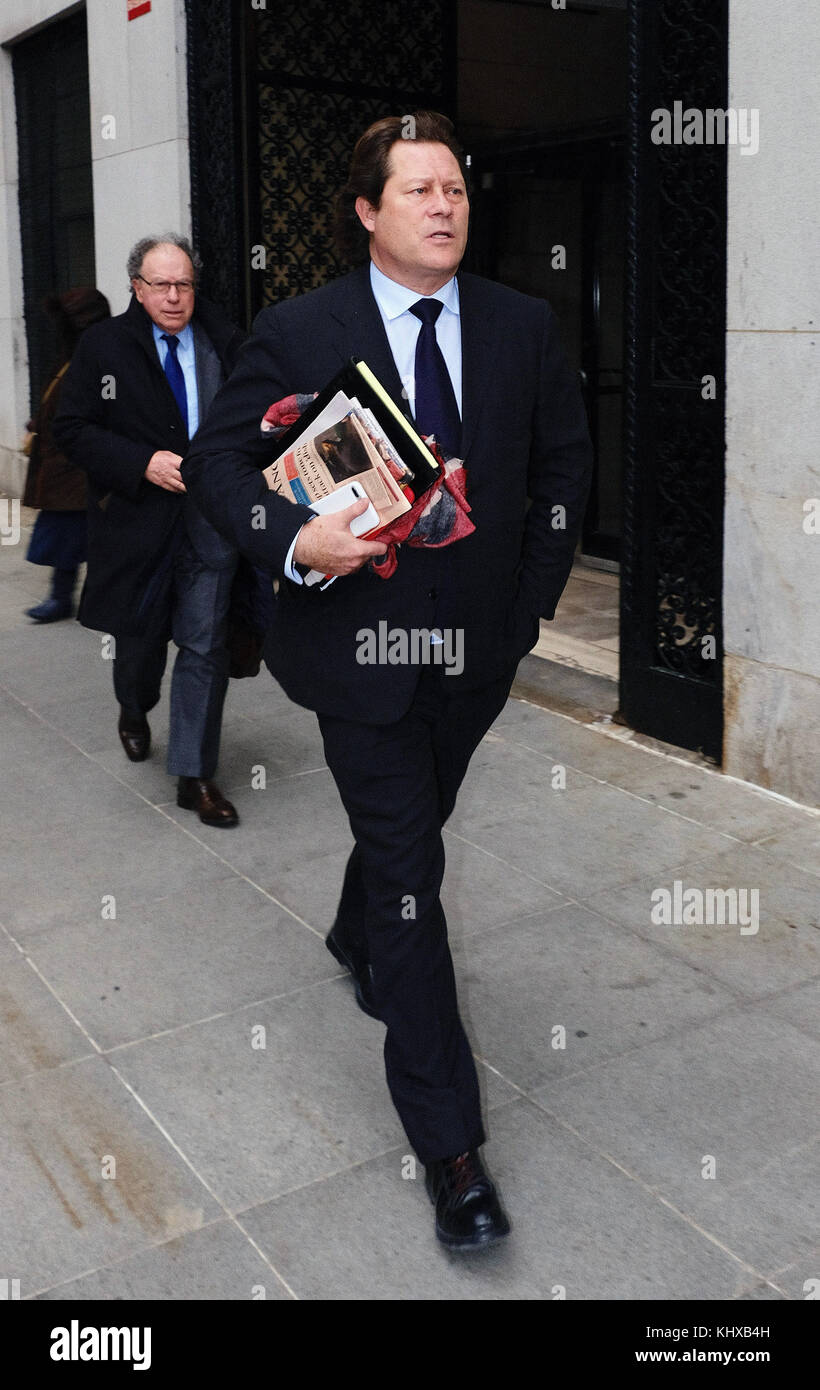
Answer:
[{"left": 54, "top": 234, "right": 246, "bottom": 826}]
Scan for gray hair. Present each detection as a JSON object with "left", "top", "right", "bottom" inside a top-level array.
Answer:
[{"left": 126, "top": 233, "right": 202, "bottom": 285}]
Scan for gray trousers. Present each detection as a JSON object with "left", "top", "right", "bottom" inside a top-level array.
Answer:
[{"left": 113, "top": 536, "right": 237, "bottom": 779}]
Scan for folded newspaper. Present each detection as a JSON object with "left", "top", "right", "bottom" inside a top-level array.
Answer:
[
  {"left": 261, "top": 358, "right": 440, "bottom": 527},
  {"left": 260, "top": 363, "right": 474, "bottom": 581}
]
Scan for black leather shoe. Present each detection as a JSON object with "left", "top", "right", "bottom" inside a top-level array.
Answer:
[
  {"left": 26, "top": 597, "right": 73, "bottom": 623},
  {"left": 425, "top": 1150, "right": 511, "bottom": 1251},
  {"left": 325, "top": 925, "right": 380, "bottom": 1019},
  {"left": 118, "top": 708, "right": 151, "bottom": 762},
  {"left": 177, "top": 777, "right": 239, "bottom": 827}
]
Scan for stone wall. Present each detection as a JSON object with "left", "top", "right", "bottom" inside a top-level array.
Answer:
[
  {"left": 0, "top": 0, "right": 189, "bottom": 495},
  {"left": 723, "top": 0, "right": 820, "bottom": 805}
]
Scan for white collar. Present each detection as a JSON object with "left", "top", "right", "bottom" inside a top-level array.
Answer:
[{"left": 369, "top": 261, "right": 459, "bottom": 321}]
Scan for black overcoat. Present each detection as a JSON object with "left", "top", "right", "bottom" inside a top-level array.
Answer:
[{"left": 53, "top": 294, "right": 245, "bottom": 635}]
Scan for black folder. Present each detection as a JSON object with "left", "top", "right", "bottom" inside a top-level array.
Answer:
[{"left": 270, "top": 357, "right": 442, "bottom": 498}]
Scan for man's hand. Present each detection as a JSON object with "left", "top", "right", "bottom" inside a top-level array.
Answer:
[
  {"left": 145, "top": 450, "right": 186, "bottom": 492},
  {"left": 293, "top": 497, "right": 387, "bottom": 576}
]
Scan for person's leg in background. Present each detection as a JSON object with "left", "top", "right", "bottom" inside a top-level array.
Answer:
[
  {"left": 25, "top": 510, "right": 87, "bottom": 623},
  {"left": 112, "top": 601, "right": 171, "bottom": 762},
  {"left": 168, "top": 536, "right": 238, "bottom": 826}
]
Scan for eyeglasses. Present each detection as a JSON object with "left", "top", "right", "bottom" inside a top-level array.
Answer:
[{"left": 136, "top": 275, "right": 195, "bottom": 293}]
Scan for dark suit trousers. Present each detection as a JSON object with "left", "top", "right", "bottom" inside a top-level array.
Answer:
[
  {"left": 317, "top": 663, "right": 516, "bottom": 1164},
  {"left": 112, "top": 535, "right": 236, "bottom": 778}
]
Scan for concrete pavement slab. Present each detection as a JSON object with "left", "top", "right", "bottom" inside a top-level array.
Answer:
[
  {"left": 156, "top": 765, "right": 355, "bottom": 895},
  {"left": 751, "top": 1253, "right": 820, "bottom": 1301},
  {"left": 440, "top": 832, "right": 569, "bottom": 939},
  {"left": 494, "top": 706, "right": 817, "bottom": 845},
  {"left": 239, "top": 845, "right": 350, "bottom": 930},
  {"left": 531, "top": 1012, "right": 820, "bottom": 1273},
  {"left": 579, "top": 843, "right": 820, "bottom": 998},
  {"left": 33, "top": 1219, "right": 292, "bottom": 1300},
  {"left": 0, "top": 801, "right": 232, "bottom": 940},
  {"left": 0, "top": 695, "right": 157, "bottom": 820},
  {"left": 494, "top": 700, "right": 817, "bottom": 841},
  {"left": 33, "top": 689, "right": 135, "bottom": 758},
  {"left": 0, "top": 623, "right": 104, "bottom": 705},
  {"left": 111, "top": 985, "right": 519, "bottom": 1214},
  {"left": 204, "top": 711, "right": 328, "bottom": 793},
  {"left": 18, "top": 876, "right": 336, "bottom": 1051},
  {"left": 753, "top": 820, "right": 820, "bottom": 879},
  {"left": 0, "top": 1055, "right": 220, "bottom": 1294},
  {"left": 0, "top": 929, "right": 23, "bottom": 965},
  {"left": 446, "top": 779, "right": 728, "bottom": 900},
  {"left": 734, "top": 1279, "right": 788, "bottom": 1299},
  {"left": 240, "top": 1099, "right": 756, "bottom": 1300},
  {"left": 445, "top": 727, "right": 599, "bottom": 839},
  {"left": 451, "top": 903, "right": 739, "bottom": 1091},
  {"left": 0, "top": 956, "right": 94, "bottom": 1085},
  {"left": 759, "top": 980, "right": 820, "bottom": 1043}
]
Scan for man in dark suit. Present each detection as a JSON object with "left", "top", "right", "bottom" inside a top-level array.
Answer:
[
  {"left": 183, "top": 113, "right": 593, "bottom": 1248},
  {"left": 54, "top": 235, "right": 246, "bottom": 826}
]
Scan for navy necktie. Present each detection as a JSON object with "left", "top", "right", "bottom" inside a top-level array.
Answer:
[
  {"left": 161, "top": 333, "right": 188, "bottom": 436},
  {"left": 409, "top": 299, "right": 461, "bottom": 458}
]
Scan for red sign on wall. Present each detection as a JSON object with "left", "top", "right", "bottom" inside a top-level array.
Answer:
[{"left": 128, "top": 0, "right": 151, "bottom": 19}]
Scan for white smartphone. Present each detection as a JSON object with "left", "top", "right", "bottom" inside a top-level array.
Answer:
[{"left": 304, "top": 481, "right": 380, "bottom": 587}]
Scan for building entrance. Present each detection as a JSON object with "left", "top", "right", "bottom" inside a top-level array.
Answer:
[
  {"left": 12, "top": 8, "right": 95, "bottom": 415},
  {"left": 186, "top": 0, "right": 727, "bottom": 760}
]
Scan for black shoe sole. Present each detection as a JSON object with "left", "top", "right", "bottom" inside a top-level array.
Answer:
[
  {"left": 434, "top": 1218, "right": 511, "bottom": 1251},
  {"left": 326, "top": 930, "right": 381, "bottom": 1019}
]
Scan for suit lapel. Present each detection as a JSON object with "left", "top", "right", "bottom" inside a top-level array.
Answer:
[
  {"left": 458, "top": 273, "right": 500, "bottom": 464},
  {"left": 123, "top": 295, "right": 193, "bottom": 435},
  {"left": 192, "top": 323, "right": 223, "bottom": 421},
  {"left": 329, "top": 265, "right": 413, "bottom": 423}
]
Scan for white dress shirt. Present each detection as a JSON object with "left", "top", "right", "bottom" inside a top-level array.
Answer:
[{"left": 368, "top": 260, "right": 462, "bottom": 417}]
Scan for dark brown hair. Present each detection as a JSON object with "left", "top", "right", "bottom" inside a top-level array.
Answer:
[{"left": 333, "top": 110, "right": 469, "bottom": 265}]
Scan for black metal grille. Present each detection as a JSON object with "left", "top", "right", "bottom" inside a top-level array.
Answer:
[
  {"left": 248, "top": 0, "right": 454, "bottom": 312},
  {"left": 186, "top": 0, "right": 453, "bottom": 323},
  {"left": 621, "top": 0, "right": 727, "bottom": 758},
  {"left": 186, "top": 0, "right": 246, "bottom": 326}
]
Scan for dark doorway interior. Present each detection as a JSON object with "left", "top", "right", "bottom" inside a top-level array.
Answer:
[
  {"left": 458, "top": 0, "right": 627, "bottom": 693},
  {"left": 466, "top": 130, "right": 625, "bottom": 564},
  {"left": 11, "top": 8, "right": 96, "bottom": 414}
]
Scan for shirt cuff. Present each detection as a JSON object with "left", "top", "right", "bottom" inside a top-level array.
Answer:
[{"left": 283, "top": 522, "right": 310, "bottom": 583}]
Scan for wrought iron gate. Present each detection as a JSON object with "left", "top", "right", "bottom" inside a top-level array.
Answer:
[
  {"left": 620, "top": 0, "right": 727, "bottom": 759},
  {"left": 187, "top": 0, "right": 454, "bottom": 324}
]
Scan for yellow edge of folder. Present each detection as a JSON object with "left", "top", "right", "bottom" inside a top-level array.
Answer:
[{"left": 355, "top": 359, "right": 441, "bottom": 473}]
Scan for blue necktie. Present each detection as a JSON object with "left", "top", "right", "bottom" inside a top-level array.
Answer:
[
  {"left": 161, "top": 333, "right": 188, "bottom": 436},
  {"left": 409, "top": 299, "right": 461, "bottom": 458}
]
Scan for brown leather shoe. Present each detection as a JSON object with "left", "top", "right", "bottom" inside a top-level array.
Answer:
[
  {"left": 118, "top": 708, "right": 151, "bottom": 762},
  {"left": 176, "top": 777, "right": 238, "bottom": 827}
]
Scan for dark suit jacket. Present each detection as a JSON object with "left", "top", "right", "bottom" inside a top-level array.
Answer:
[
  {"left": 53, "top": 294, "right": 245, "bottom": 635},
  {"left": 181, "top": 264, "right": 593, "bottom": 724}
]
